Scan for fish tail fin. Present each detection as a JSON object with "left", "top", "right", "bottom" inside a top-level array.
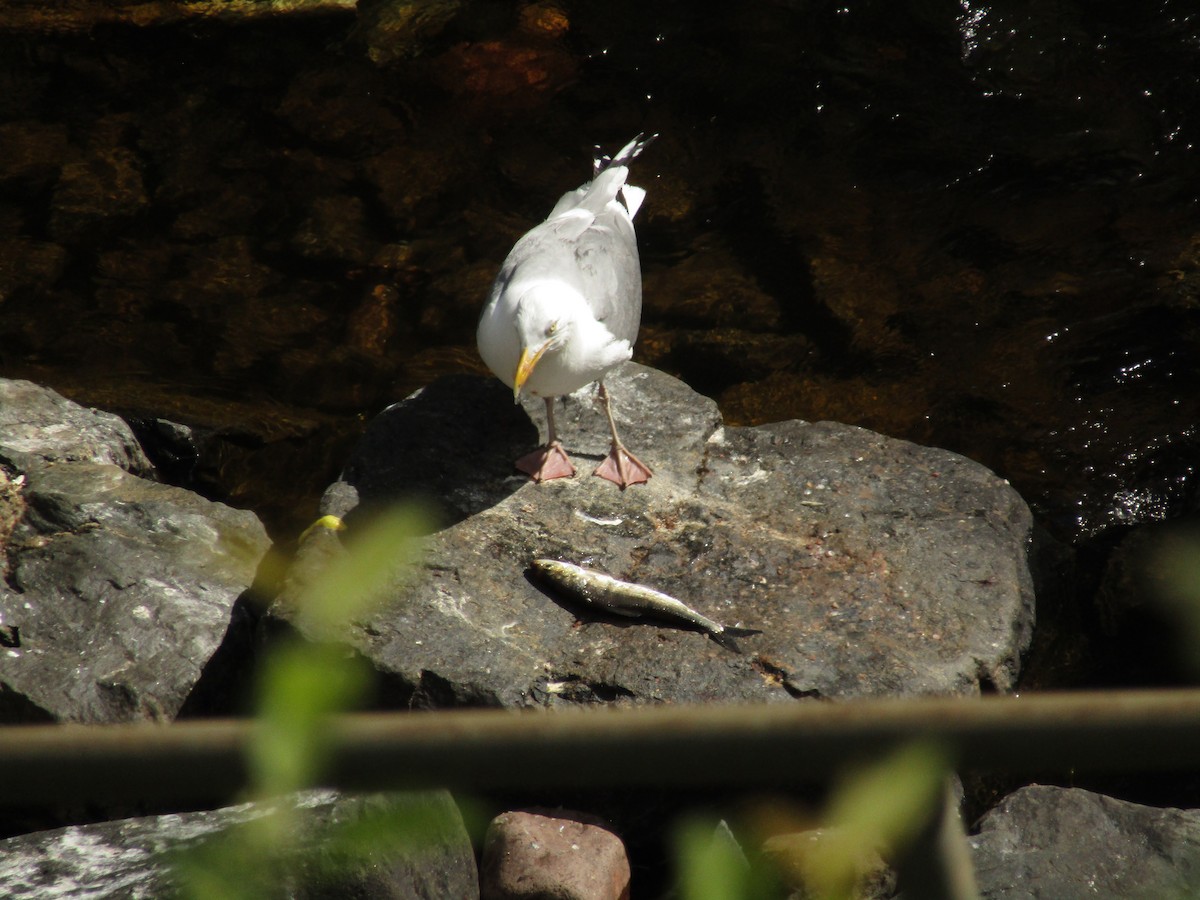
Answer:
[
  {"left": 724, "top": 626, "right": 764, "bottom": 638},
  {"left": 711, "top": 625, "right": 763, "bottom": 653},
  {"left": 710, "top": 631, "right": 742, "bottom": 654}
]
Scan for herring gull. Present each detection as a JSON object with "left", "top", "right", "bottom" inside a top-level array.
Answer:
[{"left": 477, "top": 134, "right": 656, "bottom": 488}]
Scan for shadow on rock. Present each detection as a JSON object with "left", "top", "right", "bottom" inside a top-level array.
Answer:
[{"left": 335, "top": 375, "right": 537, "bottom": 529}]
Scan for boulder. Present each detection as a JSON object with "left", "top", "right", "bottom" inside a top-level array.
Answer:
[
  {"left": 970, "top": 784, "right": 1200, "bottom": 899},
  {"left": 481, "top": 809, "right": 630, "bottom": 900},
  {"left": 0, "top": 378, "right": 269, "bottom": 723},
  {"left": 0, "top": 789, "right": 478, "bottom": 899},
  {"left": 0, "top": 378, "right": 152, "bottom": 475},
  {"left": 275, "top": 363, "right": 1035, "bottom": 708}
]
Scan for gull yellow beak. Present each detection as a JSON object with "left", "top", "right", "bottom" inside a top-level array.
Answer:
[{"left": 512, "top": 342, "right": 550, "bottom": 402}]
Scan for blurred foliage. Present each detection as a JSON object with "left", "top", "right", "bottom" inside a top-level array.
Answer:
[
  {"left": 172, "top": 503, "right": 483, "bottom": 899},
  {"left": 1148, "top": 527, "right": 1200, "bottom": 674},
  {"left": 811, "top": 742, "right": 950, "bottom": 898},
  {"left": 675, "top": 742, "right": 952, "bottom": 900},
  {"left": 675, "top": 816, "right": 783, "bottom": 900}
]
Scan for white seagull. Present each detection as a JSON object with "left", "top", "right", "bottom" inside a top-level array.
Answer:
[{"left": 476, "top": 134, "right": 656, "bottom": 488}]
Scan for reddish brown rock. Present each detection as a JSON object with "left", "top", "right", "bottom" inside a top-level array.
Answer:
[{"left": 481, "top": 810, "right": 630, "bottom": 900}]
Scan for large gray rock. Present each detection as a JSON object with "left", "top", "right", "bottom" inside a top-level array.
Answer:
[
  {"left": 970, "top": 784, "right": 1200, "bottom": 899},
  {"left": 0, "top": 378, "right": 269, "bottom": 723},
  {"left": 0, "top": 789, "right": 478, "bottom": 899},
  {"left": 0, "top": 378, "right": 152, "bottom": 475},
  {"left": 276, "top": 364, "right": 1035, "bottom": 707}
]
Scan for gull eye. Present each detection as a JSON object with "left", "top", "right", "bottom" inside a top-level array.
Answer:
[{"left": 545, "top": 321, "right": 559, "bottom": 337}]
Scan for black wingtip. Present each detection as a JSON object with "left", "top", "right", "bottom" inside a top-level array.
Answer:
[
  {"left": 618, "top": 133, "right": 658, "bottom": 165},
  {"left": 595, "top": 133, "right": 659, "bottom": 175}
]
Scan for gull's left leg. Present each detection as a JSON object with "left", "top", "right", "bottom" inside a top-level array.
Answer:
[{"left": 593, "top": 381, "right": 652, "bottom": 489}]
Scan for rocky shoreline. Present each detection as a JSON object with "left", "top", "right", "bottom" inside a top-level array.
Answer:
[{"left": 2, "top": 371, "right": 1197, "bottom": 897}]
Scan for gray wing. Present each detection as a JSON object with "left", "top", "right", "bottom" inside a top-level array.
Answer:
[
  {"left": 501, "top": 207, "right": 642, "bottom": 344},
  {"left": 566, "top": 210, "right": 641, "bottom": 343},
  {"left": 495, "top": 135, "right": 654, "bottom": 343}
]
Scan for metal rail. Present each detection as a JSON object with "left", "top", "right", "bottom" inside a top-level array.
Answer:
[{"left": 2, "top": 689, "right": 1200, "bottom": 806}]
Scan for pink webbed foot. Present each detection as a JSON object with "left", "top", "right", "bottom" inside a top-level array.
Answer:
[
  {"left": 593, "top": 443, "right": 652, "bottom": 489},
  {"left": 516, "top": 441, "right": 577, "bottom": 482}
]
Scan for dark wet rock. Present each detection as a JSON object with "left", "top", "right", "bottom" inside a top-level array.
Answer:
[
  {"left": 291, "top": 194, "right": 375, "bottom": 263},
  {"left": 176, "top": 236, "right": 281, "bottom": 313},
  {"left": 276, "top": 64, "right": 407, "bottom": 151},
  {"left": 363, "top": 135, "right": 481, "bottom": 225},
  {"left": 0, "top": 121, "right": 70, "bottom": 192},
  {"left": 639, "top": 325, "right": 818, "bottom": 405},
  {"left": 969, "top": 784, "right": 1200, "bottom": 899},
  {"left": 430, "top": 39, "right": 578, "bottom": 112},
  {"left": 0, "top": 378, "right": 269, "bottom": 723},
  {"left": 0, "top": 237, "right": 67, "bottom": 304},
  {"left": 168, "top": 174, "right": 268, "bottom": 241},
  {"left": 481, "top": 809, "right": 630, "bottom": 900},
  {"left": 275, "top": 364, "right": 1035, "bottom": 708},
  {"left": 353, "top": 0, "right": 462, "bottom": 67},
  {"left": 0, "top": 789, "right": 478, "bottom": 899},
  {"left": 642, "top": 241, "right": 784, "bottom": 331},
  {"left": 49, "top": 143, "right": 147, "bottom": 243}
]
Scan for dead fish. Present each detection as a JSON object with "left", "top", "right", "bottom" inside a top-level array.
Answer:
[{"left": 531, "top": 558, "right": 761, "bottom": 653}]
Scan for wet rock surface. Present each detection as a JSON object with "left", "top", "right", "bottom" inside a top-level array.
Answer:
[
  {"left": 0, "top": 378, "right": 269, "bottom": 724},
  {"left": 970, "top": 784, "right": 1200, "bottom": 899},
  {"left": 275, "top": 364, "right": 1036, "bottom": 708},
  {"left": 0, "top": 789, "right": 478, "bottom": 899}
]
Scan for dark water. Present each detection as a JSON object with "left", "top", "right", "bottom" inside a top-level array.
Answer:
[{"left": 1, "top": 1, "right": 1198, "bottom": 686}]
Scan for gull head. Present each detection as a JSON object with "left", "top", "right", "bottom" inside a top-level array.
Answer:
[
  {"left": 511, "top": 284, "right": 580, "bottom": 400},
  {"left": 499, "top": 281, "right": 632, "bottom": 401}
]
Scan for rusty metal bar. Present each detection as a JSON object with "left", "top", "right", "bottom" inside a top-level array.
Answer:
[{"left": 3, "top": 689, "right": 1200, "bottom": 806}]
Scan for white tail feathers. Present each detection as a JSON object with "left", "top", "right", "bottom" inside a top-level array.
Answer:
[
  {"left": 620, "top": 184, "right": 646, "bottom": 219},
  {"left": 548, "top": 133, "right": 656, "bottom": 226},
  {"left": 593, "top": 133, "right": 658, "bottom": 177}
]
